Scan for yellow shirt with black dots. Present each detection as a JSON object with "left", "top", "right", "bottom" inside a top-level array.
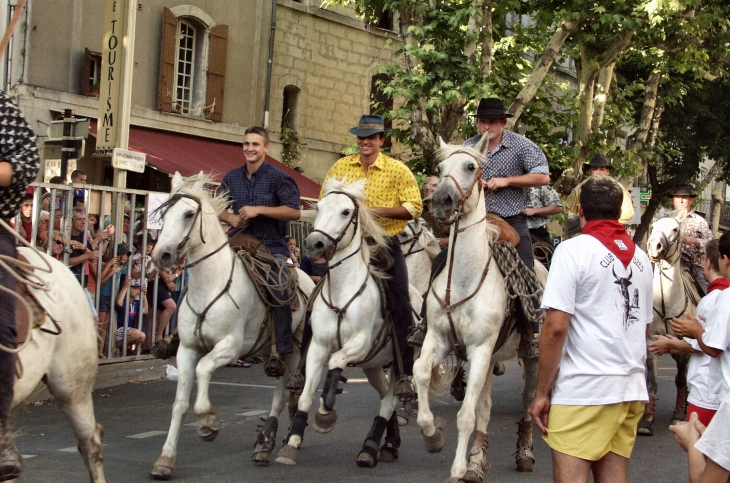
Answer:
[{"left": 320, "top": 153, "right": 423, "bottom": 236}]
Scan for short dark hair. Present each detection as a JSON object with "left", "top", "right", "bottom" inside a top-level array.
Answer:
[
  {"left": 705, "top": 239, "right": 720, "bottom": 272},
  {"left": 719, "top": 231, "right": 730, "bottom": 261},
  {"left": 21, "top": 193, "right": 33, "bottom": 203},
  {"left": 244, "top": 126, "right": 270, "bottom": 145},
  {"left": 579, "top": 176, "right": 623, "bottom": 221},
  {"left": 71, "top": 169, "right": 86, "bottom": 180},
  {"left": 49, "top": 176, "right": 65, "bottom": 184}
]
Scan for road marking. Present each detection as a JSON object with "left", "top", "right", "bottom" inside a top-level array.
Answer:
[
  {"left": 59, "top": 446, "right": 79, "bottom": 452},
  {"left": 22, "top": 455, "right": 37, "bottom": 458},
  {"left": 237, "top": 410, "right": 268, "bottom": 417},
  {"left": 210, "top": 382, "right": 276, "bottom": 389},
  {"left": 126, "top": 431, "right": 168, "bottom": 439}
]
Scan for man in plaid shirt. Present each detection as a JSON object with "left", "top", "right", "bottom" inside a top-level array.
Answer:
[{"left": 0, "top": 90, "right": 40, "bottom": 481}]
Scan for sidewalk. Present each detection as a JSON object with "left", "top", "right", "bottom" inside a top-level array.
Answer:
[{"left": 25, "top": 356, "right": 171, "bottom": 402}]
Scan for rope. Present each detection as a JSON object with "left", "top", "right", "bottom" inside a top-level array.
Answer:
[
  {"left": 491, "top": 240, "right": 544, "bottom": 329},
  {"left": 236, "top": 249, "right": 297, "bottom": 308}
]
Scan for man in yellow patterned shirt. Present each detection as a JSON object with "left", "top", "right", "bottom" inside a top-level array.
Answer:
[{"left": 321, "top": 114, "right": 422, "bottom": 376}]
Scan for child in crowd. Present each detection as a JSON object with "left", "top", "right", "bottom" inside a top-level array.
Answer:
[
  {"left": 650, "top": 239, "right": 728, "bottom": 425},
  {"left": 97, "top": 243, "right": 131, "bottom": 358},
  {"left": 115, "top": 277, "right": 147, "bottom": 354}
]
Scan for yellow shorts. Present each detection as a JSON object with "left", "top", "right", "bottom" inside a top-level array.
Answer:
[{"left": 543, "top": 401, "right": 645, "bottom": 461}]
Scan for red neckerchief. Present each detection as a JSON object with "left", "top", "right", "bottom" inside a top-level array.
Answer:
[
  {"left": 582, "top": 220, "right": 636, "bottom": 268},
  {"left": 707, "top": 278, "right": 730, "bottom": 293}
]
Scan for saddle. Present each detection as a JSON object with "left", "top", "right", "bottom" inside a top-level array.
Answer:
[
  {"left": 486, "top": 214, "right": 520, "bottom": 247},
  {"left": 14, "top": 253, "right": 46, "bottom": 344},
  {"left": 229, "top": 232, "right": 271, "bottom": 255}
]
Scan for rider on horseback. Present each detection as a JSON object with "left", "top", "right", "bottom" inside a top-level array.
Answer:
[
  {"left": 0, "top": 91, "right": 40, "bottom": 481},
  {"left": 219, "top": 127, "right": 301, "bottom": 376},
  {"left": 320, "top": 114, "right": 422, "bottom": 380},
  {"left": 671, "top": 184, "right": 714, "bottom": 295}
]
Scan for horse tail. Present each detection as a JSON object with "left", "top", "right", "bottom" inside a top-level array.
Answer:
[{"left": 426, "top": 355, "right": 459, "bottom": 404}]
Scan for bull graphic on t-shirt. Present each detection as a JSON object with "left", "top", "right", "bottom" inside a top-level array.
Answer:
[{"left": 612, "top": 266, "right": 640, "bottom": 329}]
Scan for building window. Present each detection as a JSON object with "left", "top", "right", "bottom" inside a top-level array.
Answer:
[
  {"left": 82, "top": 48, "right": 102, "bottom": 97},
  {"left": 282, "top": 85, "right": 300, "bottom": 129},
  {"left": 158, "top": 7, "right": 228, "bottom": 122},
  {"left": 174, "top": 20, "right": 196, "bottom": 114}
]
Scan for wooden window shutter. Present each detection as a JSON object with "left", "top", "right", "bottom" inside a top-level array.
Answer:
[
  {"left": 205, "top": 25, "right": 228, "bottom": 122},
  {"left": 157, "top": 7, "right": 177, "bottom": 112},
  {"left": 82, "top": 48, "right": 92, "bottom": 96}
]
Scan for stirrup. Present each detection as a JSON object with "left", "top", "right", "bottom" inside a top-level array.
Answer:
[
  {"left": 151, "top": 329, "right": 180, "bottom": 360},
  {"left": 286, "top": 372, "right": 305, "bottom": 395},
  {"left": 264, "top": 354, "right": 286, "bottom": 378},
  {"left": 395, "top": 376, "right": 416, "bottom": 403},
  {"left": 407, "top": 324, "right": 426, "bottom": 347}
]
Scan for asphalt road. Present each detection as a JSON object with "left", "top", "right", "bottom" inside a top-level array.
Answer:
[{"left": 13, "top": 356, "right": 688, "bottom": 483}]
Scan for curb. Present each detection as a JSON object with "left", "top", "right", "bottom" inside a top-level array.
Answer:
[{"left": 25, "top": 357, "right": 172, "bottom": 403}]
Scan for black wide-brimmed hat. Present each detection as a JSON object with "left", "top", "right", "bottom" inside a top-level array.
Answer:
[
  {"left": 584, "top": 153, "right": 612, "bottom": 170},
  {"left": 475, "top": 98, "right": 514, "bottom": 119},
  {"left": 670, "top": 184, "right": 696, "bottom": 198},
  {"left": 117, "top": 243, "right": 130, "bottom": 256},
  {"left": 348, "top": 114, "right": 391, "bottom": 137}
]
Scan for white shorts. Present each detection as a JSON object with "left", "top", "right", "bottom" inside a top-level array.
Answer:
[{"left": 84, "top": 288, "right": 98, "bottom": 318}]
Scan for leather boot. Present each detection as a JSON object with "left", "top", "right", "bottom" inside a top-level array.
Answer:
[{"left": 0, "top": 435, "right": 23, "bottom": 482}]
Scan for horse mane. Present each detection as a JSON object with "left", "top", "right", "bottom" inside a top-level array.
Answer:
[
  {"left": 321, "top": 177, "right": 389, "bottom": 266},
  {"left": 172, "top": 172, "right": 229, "bottom": 216},
  {"left": 416, "top": 220, "right": 442, "bottom": 258},
  {"left": 433, "top": 143, "right": 485, "bottom": 165}
]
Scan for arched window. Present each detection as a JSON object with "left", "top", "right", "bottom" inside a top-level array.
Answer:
[
  {"left": 174, "top": 20, "right": 197, "bottom": 114},
  {"left": 282, "top": 85, "right": 300, "bottom": 129}
]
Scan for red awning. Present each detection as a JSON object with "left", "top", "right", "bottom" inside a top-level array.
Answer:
[{"left": 88, "top": 121, "right": 321, "bottom": 199}]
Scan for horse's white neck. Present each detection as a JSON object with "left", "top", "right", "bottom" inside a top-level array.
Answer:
[
  {"left": 326, "top": 227, "right": 370, "bottom": 284},
  {"left": 653, "top": 254, "right": 687, "bottom": 315},
  {"left": 446, "top": 190, "right": 490, "bottom": 271}
]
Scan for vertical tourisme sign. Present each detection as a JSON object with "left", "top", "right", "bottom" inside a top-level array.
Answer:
[{"left": 94, "top": 0, "right": 127, "bottom": 157}]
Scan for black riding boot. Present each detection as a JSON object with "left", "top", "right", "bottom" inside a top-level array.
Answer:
[{"left": 0, "top": 326, "right": 21, "bottom": 482}]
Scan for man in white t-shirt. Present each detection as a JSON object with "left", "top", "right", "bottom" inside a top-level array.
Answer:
[
  {"left": 650, "top": 239, "right": 728, "bottom": 426},
  {"left": 529, "top": 176, "right": 653, "bottom": 483},
  {"left": 672, "top": 230, "right": 730, "bottom": 405}
]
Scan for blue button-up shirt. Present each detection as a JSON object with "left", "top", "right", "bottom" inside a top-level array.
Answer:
[
  {"left": 463, "top": 130, "right": 549, "bottom": 218},
  {"left": 220, "top": 162, "right": 300, "bottom": 257}
]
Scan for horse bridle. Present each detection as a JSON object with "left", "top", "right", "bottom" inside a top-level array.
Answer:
[
  {"left": 430, "top": 152, "right": 493, "bottom": 359},
  {"left": 400, "top": 223, "right": 424, "bottom": 257},
  {"left": 651, "top": 218, "right": 687, "bottom": 330},
  {"left": 310, "top": 190, "right": 361, "bottom": 269}
]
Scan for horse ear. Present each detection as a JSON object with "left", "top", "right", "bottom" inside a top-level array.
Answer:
[
  {"left": 675, "top": 209, "right": 688, "bottom": 222},
  {"left": 171, "top": 172, "right": 184, "bottom": 192},
  {"left": 475, "top": 130, "right": 490, "bottom": 155},
  {"left": 192, "top": 171, "right": 207, "bottom": 191},
  {"left": 439, "top": 136, "right": 449, "bottom": 149}
]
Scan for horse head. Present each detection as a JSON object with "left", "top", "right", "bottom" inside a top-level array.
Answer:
[
  {"left": 304, "top": 178, "right": 387, "bottom": 264},
  {"left": 646, "top": 211, "right": 684, "bottom": 263},
  {"left": 152, "top": 171, "right": 228, "bottom": 271},
  {"left": 431, "top": 137, "right": 485, "bottom": 223}
]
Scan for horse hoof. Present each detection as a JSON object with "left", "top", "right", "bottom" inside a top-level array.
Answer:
[
  {"left": 197, "top": 425, "right": 220, "bottom": 442},
  {"left": 251, "top": 450, "right": 271, "bottom": 466},
  {"left": 313, "top": 408, "right": 337, "bottom": 434},
  {"left": 671, "top": 411, "right": 686, "bottom": 424},
  {"left": 463, "top": 470, "right": 484, "bottom": 483},
  {"left": 637, "top": 417, "right": 654, "bottom": 436},
  {"left": 378, "top": 444, "right": 398, "bottom": 463},
  {"left": 275, "top": 444, "right": 299, "bottom": 466},
  {"left": 516, "top": 456, "right": 533, "bottom": 473},
  {"left": 150, "top": 456, "right": 174, "bottom": 480},
  {"left": 422, "top": 417, "right": 446, "bottom": 453},
  {"left": 356, "top": 451, "right": 377, "bottom": 468}
]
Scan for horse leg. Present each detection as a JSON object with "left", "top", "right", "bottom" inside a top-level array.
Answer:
[
  {"left": 252, "top": 352, "right": 297, "bottom": 465},
  {"left": 638, "top": 349, "right": 658, "bottom": 436},
  {"left": 47, "top": 379, "right": 106, "bottom": 483},
  {"left": 193, "top": 337, "right": 239, "bottom": 442},
  {"left": 360, "top": 368, "right": 400, "bottom": 464},
  {"left": 671, "top": 352, "right": 690, "bottom": 423},
  {"left": 275, "top": 343, "right": 328, "bottom": 466},
  {"left": 413, "top": 336, "right": 451, "bottom": 454},
  {"left": 311, "top": 347, "right": 355, "bottom": 433},
  {"left": 460, "top": 369, "right": 495, "bottom": 483},
  {"left": 151, "top": 344, "right": 199, "bottom": 480},
  {"left": 449, "top": 350, "right": 491, "bottom": 483},
  {"left": 355, "top": 368, "right": 399, "bottom": 468},
  {"left": 515, "top": 355, "right": 538, "bottom": 473}
]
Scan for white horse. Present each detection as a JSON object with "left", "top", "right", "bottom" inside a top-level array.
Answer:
[
  {"left": 413, "top": 139, "right": 547, "bottom": 483},
  {"left": 398, "top": 218, "right": 441, "bottom": 295},
  {"left": 640, "top": 210, "right": 695, "bottom": 435},
  {"left": 8, "top": 244, "right": 105, "bottom": 482},
  {"left": 274, "top": 178, "right": 426, "bottom": 468},
  {"left": 149, "top": 173, "right": 314, "bottom": 479}
]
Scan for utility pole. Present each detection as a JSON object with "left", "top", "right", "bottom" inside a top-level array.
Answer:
[
  {"left": 96, "top": 0, "right": 137, "bottom": 189},
  {"left": 60, "top": 108, "right": 74, "bottom": 181}
]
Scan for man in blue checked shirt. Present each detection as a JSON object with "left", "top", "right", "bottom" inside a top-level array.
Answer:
[
  {"left": 219, "top": 126, "right": 300, "bottom": 374},
  {"left": 463, "top": 97, "right": 550, "bottom": 269}
]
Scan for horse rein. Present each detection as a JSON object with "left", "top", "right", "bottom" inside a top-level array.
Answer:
[
  {"left": 431, "top": 156, "right": 492, "bottom": 359},
  {"left": 310, "top": 191, "right": 362, "bottom": 270},
  {"left": 399, "top": 223, "right": 424, "bottom": 257}
]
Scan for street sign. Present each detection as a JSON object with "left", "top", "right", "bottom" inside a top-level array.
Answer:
[
  {"left": 47, "top": 118, "right": 90, "bottom": 141},
  {"left": 42, "top": 139, "right": 85, "bottom": 159},
  {"left": 111, "top": 148, "right": 146, "bottom": 173},
  {"left": 640, "top": 190, "right": 652, "bottom": 202}
]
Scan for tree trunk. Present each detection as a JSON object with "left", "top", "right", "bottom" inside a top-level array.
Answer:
[
  {"left": 591, "top": 63, "right": 615, "bottom": 130},
  {"left": 464, "top": 0, "right": 491, "bottom": 69},
  {"left": 710, "top": 180, "right": 724, "bottom": 236},
  {"left": 506, "top": 17, "right": 580, "bottom": 126},
  {"left": 479, "top": 5, "right": 493, "bottom": 78},
  {"left": 633, "top": 164, "right": 666, "bottom": 247}
]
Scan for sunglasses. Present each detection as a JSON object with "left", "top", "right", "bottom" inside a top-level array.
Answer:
[{"left": 55, "top": 240, "right": 64, "bottom": 246}]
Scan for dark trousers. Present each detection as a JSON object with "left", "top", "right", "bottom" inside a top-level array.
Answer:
[
  {"left": 529, "top": 226, "right": 553, "bottom": 248},
  {"left": 268, "top": 254, "right": 293, "bottom": 355},
  {"left": 382, "top": 237, "right": 414, "bottom": 375},
  {"left": 0, "top": 224, "right": 17, "bottom": 435}
]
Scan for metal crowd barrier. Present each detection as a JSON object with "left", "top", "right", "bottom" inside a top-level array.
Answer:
[{"left": 12, "top": 182, "right": 182, "bottom": 362}]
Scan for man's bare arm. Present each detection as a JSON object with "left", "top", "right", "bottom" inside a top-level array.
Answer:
[
  {"left": 370, "top": 206, "right": 412, "bottom": 221},
  {"left": 0, "top": 162, "right": 11, "bottom": 186}
]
